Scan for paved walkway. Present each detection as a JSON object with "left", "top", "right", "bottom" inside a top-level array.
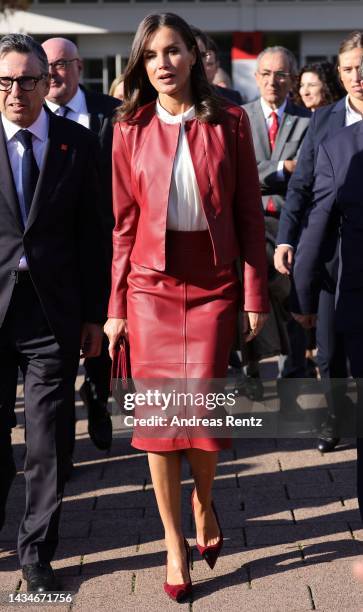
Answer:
[{"left": 1, "top": 369, "right": 363, "bottom": 611}]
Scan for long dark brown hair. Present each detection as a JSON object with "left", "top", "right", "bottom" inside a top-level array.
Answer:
[{"left": 116, "top": 13, "right": 221, "bottom": 123}]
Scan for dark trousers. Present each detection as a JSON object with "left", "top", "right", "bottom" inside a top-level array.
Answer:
[
  {"left": 342, "top": 333, "right": 363, "bottom": 521},
  {"left": 0, "top": 272, "right": 79, "bottom": 565},
  {"left": 83, "top": 335, "right": 111, "bottom": 403},
  {"left": 316, "top": 288, "right": 348, "bottom": 379},
  {"left": 316, "top": 288, "right": 348, "bottom": 435}
]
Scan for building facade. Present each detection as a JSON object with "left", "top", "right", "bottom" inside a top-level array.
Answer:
[{"left": 1, "top": 0, "right": 363, "bottom": 98}]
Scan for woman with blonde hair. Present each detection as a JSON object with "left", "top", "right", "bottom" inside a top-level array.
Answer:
[{"left": 108, "top": 74, "right": 124, "bottom": 100}]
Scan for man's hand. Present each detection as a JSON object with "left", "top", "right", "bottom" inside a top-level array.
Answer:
[
  {"left": 291, "top": 313, "right": 317, "bottom": 329},
  {"left": 283, "top": 160, "right": 297, "bottom": 175},
  {"left": 243, "top": 311, "right": 269, "bottom": 343},
  {"left": 80, "top": 323, "right": 104, "bottom": 358},
  {"left": 274, "top": 245, "right": 294, "bottom": 275},
  {"left": 104, "top": 318, "right": 128, "bottom": 359}
]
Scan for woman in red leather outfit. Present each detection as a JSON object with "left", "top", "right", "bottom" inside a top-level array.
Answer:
[{"left": 104, "top": 13, "right": 269, "bottom": 601}]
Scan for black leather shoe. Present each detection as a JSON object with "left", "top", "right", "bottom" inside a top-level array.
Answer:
[
  {"left": 244, "top": 375, "right": 264, "bottom": 402},
  {"left": 0, "top": 462, "right": 16, "bottom": 531},
  {"left": 80, "top": 380, "right": 112, "bottom": 450},
  {"left": 22, "top": 562, "right": 58, "bottom": 592},
  {"left": 317, "top": 437, "right": 340, "bottom": 453}
]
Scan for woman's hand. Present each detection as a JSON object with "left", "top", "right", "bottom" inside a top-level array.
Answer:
[
  {"left": 104, "top": 317, "right": 128, "bottom": 359},
  {"left": 243, "top": 311, "right": 269, "bottom": 343}
]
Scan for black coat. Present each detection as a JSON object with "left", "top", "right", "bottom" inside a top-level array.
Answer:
[
  {"left": 277, "top": 97, "right": 346, "bottom": 248},
  {"left": 0, "top": 110, "right": 108, "bottom": 351},
  {"left": 82, "top": 87, "right": 120, "bottom": 236},
  {"left": 294, "top": 120, "right": 363, "bottom": 333}
]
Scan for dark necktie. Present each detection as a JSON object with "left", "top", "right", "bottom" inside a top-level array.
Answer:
[
  {"left": 59, "top": 105, "right": 71, "bottom": 118},
  {"left": 16, "top": 129, "right": 39, "bottom": 226},
  {"left": 266, "top": 111, "right": 279, "bottom": 215}
]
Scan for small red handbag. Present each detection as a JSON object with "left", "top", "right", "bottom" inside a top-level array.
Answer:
[{"left": 111, "top": 337, "right": 131, "bottom": 392}]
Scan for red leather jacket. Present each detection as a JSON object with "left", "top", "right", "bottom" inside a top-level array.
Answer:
[{"left": 108, "top": 101, "right": 269, "bottom": 318}]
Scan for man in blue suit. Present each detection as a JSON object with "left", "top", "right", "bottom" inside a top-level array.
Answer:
[
  {"left": 274, "top": 31, "right": 363, "bottom": 451},
  {"left": 292, "top": 105, "right": 363, "bottom": 517}
]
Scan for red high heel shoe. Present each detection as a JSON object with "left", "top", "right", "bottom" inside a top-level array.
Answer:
[
  {"left": 163, "top": 537, "right": 192, "bottom": 602},
  {"left": 191, "top": 489, "right": 223, "bottom": 570}
]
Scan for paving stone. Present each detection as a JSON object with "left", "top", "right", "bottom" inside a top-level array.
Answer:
[
  {"left": 217, "top": 453, "right": 281, "bottom": 476},
  {"left": 225, "top": 577, "right": 312, "bottom": 612},
  {"left": 211, "top": 473, "right": 240, "bottom": 489},
  {"left": 3, "top": 374, "right": 363, "bottom": 611},
  {"left": 287, "top": 482, "right": 355, "bottom": 500},
  {"left": 51, "top": 540, "right": 87, "bottom": 576},
  {"left": 244, "top": 522, "right": 356, "bottom": 547},
  {"left": 241, "top": 507, "right": 293, "bottom": 525},
  {"left": 307, "top": 558, "right": 363, "bottom": 611},
  {"left": 330, "top": 466, "right": 357, "bottom": 484},
  {"left": 59, "top": 512, "right": 92, "bottom": 539},
  {"left": 96, "top": 489, "right": 156, "bottom": 510},
  {"left": 80, "top": 542, "right": 139, "bottom": 575},
  {"left": 293, "top": 498, "right": 359, "bottom": 522},
  {"left": 0, "top": 570, "right": 18, "bottom": 593},
  {"left": 237, "top": 484, "right": 288, "bottom": 504},
  {"left": 278, "top": 447, "right": 356, "bottom": 470},
  {"left": 90, "top": 513, "right": 161, "bottom": 539}
]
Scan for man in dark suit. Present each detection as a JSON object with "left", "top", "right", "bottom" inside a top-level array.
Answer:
[
  {"left": 242, "top": 46, "right": 310, "bottom": 397},
  {"left": 42, "top": 37, "right": 119, "bottom": 452},
  {"left": 292, "top": 115, "right": 363, "bottom": 518},
  {"left": 0, "top": 33, "right": 106, "bottom": 590},
  {"left": 275, "top": 32, "right": 363, "bottom": 451}
]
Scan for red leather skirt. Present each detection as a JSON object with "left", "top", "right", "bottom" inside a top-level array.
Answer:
[{"left": 127, "top": 230, "right": 240, "bottom": 452}]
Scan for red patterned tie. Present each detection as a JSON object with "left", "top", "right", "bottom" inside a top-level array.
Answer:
[{"left": 266, "top": 111, "right": 279, "bottom": 214}]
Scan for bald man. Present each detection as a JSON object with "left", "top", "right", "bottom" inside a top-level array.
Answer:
[{"left": 42, "top": 38, "right": 119, "bottom": 455}]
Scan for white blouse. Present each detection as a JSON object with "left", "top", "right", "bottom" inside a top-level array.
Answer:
[{"left": 156, "top": 100, "right": 208, "bottom": 231}]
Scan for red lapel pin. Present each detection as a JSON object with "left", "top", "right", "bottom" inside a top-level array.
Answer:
[{"left": 60, "top": 144, "right": 68, "bottom": 151}]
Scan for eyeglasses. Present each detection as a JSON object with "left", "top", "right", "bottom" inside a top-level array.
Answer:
[
  {"left": 0, "top": 75, "right": 46, "bottom": 92},
  {"left": 48, "top": 58, "right": 78, "bottom": 71},
  {"left": 258, "top": 70, "right": 291, "bottom": 82}
]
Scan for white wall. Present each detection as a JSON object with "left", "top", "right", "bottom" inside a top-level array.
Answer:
[
  {"left": 77, "top": 33, "right": 133, "bottom": 58},
  {"left": 2, "top": 1, "right": 361, "bottom": 36}
]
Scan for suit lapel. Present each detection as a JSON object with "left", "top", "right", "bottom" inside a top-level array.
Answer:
[
  {"left": 187, "top": 121, "right": 213, "bottom": 209},
  {"left": 25, "top": 113, "right": 72, "bottom": 232},
  {"left": 273, "top": 105, "right": 298, "bottom": 159},
  {"left": 253, "top": 101, "right": 271, "bottom": 158},
  {"left": 0, "top": 121, "right": 23, "bottom": 231},
  {"left": 328, "top": 98, "right": 347, "bottom": 132},
  {"left": 83, "top": 89, "right": 104, "bottom": 134}
]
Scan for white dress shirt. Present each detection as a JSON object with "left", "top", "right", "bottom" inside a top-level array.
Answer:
[
  {"left": 2, "top": 108, "right": 49, "bottom": 269},
  {"left": 260, "top": 97, "right": 287, "bottom": 180},
  {"left": 46, "top": 86, "right": 90, "bottom": 129},
  {"left": 345, "top": 94, "right": 363, "bottom": 126},
  {"left": 156, "top": 100, "right": 208, "bottom": 231}
]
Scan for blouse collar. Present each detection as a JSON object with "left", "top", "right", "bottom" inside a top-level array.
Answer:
[{"left": 156, "top": 99, "right": 196, "bottom": 124}]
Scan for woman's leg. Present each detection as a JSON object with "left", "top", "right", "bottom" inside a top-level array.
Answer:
[
  {"left": 185, "top": 449, "right": 220, "bottom": 546},
  {"left": 148, "top": 451, "right": 189, "bottom": 584}
]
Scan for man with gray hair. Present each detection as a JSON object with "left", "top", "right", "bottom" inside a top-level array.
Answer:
[
  {"left": 41, "top": 37, "right": 119, "bottom": 456},
  {"left": 243, "top": 46, "right": 310, "bottom": 397},
  {"left": 0, "top": 33, "right": 107, "bottom": 591}
]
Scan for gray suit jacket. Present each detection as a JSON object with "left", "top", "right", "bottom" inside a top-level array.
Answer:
[{"left": 243, "top": 98, "right": 311, "bottom": 216}]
